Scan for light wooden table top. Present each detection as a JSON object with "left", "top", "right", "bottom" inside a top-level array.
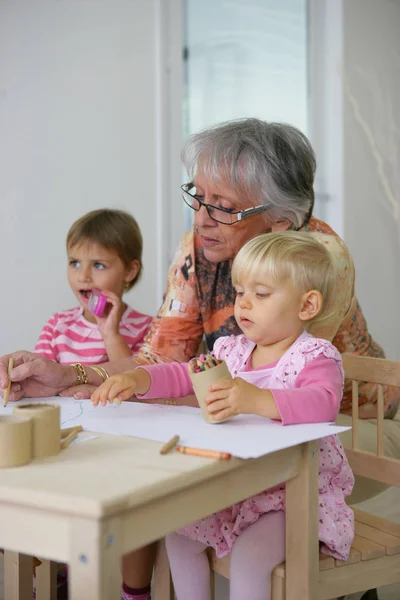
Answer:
[{"left": 0, "top": 433, "right": 298, "bottom": 520}]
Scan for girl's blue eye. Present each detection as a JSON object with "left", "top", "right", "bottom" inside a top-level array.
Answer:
[
  {"left": 235, "top": 291, "right": 244, "bottom": 297},
  {"left": 94, "top": 262, "right": 106, "bottom": 270},
  {"left": 69, "top": 260, "right": 79, "bottom": 268}
]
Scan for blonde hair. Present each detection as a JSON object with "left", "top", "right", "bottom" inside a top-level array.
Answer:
[
  {"left": 231, "top": 231, "right": 337, "bottom": 335},
  {"left": 66, "top": 209, "right": 143, "bottom": 290}
]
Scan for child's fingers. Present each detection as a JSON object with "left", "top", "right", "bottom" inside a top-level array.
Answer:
[
  {"left": 207, "top": 398, "right": 228, "bottom": 414},
  {"left": 104, "top": 382, "right": 126, "bottom": 402},
  {"left": 91, "top": 383, "right": 111, "bottom": 406},
  {"left": 212, "top": 408, "right": 232, "bottom": 423},
  {"left": 205, "top": 389, "right": 229, "bottom": 404},
  {"left": 91, "top": 389, "right": 101, "bottom": 406},
  {"left": 106, "top": 380, "right": 136, "bottom": 403},
  {"left": 98, "top": 289, "right": 119, "bottom": 302},
  {"left": 91, "top": 379, "right": 115, "bottom": 406},
  {"left": 110, "top": 387, "right": 136, "bottom": 403},
  {"left": 208, "top": 379, "right": 232, "bottom": 392}
]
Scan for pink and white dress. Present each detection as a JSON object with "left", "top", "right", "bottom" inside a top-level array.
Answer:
[{"left": 139, "top": 330, "right": 355, "bottom": 560}]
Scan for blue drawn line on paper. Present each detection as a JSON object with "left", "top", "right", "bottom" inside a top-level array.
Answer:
[{"left": 61, "top": 401, "right": 84, "bottom": 427}]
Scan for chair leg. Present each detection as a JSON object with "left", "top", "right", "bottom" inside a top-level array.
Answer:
[
  {"left": 35, "top": 560, "right": 58, "bottom": 600},
  {"left": 209, "top": 567, "right": 215, "bottom": 600},
  {"left": 4, "top": 551, "right": 32, "bottom": 600}
]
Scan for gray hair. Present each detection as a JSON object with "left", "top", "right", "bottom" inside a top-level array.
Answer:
[{"left": 181, "top": 118, "right": 316, "bottom": 229}]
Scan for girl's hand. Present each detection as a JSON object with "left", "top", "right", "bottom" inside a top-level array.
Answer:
[
  {"left": 206, "top": 377, "right": 256, "bottom": 421},
  {"left": 95, "top": 290, "right": 125, "bottom": 339},
  {"left": 206, "top": 377, "right": 280, "bottom": 422},
  {"left": 91, "top": 368, "right": 151, "bottom": 407}
]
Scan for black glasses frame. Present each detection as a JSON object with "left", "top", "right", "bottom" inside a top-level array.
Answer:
[{"left": 181, "top": 183, "right": 268, "bottom": 225}]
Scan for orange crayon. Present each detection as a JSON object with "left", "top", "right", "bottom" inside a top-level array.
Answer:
[{"left": 176, "top": 446, "right": 231, "bottom": 460}]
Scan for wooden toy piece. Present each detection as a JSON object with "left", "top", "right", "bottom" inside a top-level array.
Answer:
[
  {"left": 60, "top": 428, "right": 80, "bottom": 449},
  {"left": 159, "top": 434, "right": 179, "bottom": 455},
  {"left": 61, "top": 425, "right": 83, "bottom": 438},
  {"left": 0, "top": 415, "right": 32, "bottom": 468},
  {"left": 13, "top": 403, "right": 61, "bottom": 458},
  {"left": 188, "top": 360, "right": 232, "bottom": 424},
  {"left": 3, "top": 357, "right": 14, "bottom": 407}
]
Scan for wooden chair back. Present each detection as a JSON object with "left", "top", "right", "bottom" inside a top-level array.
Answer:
[{"left": 342, "top": 353, "right": 400, "bottom": 487}]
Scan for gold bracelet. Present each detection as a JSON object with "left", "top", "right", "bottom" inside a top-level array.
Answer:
[
  {"left": 87, "top": 365, "right": 109, "bottom": 383},
  {"left": 71, "top": 363, "right": 89, "bottom": 385},
  {"left": 165, "top": 398, "right": 177, "bottom": 406}
]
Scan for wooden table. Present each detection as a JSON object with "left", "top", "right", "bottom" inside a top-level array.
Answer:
[{"left": 0, "top": 433, "right": 319, "bottom": 600}]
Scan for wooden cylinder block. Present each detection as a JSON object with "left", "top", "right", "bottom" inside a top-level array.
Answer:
[
  {"left": 189, "top": 361, "right": 232, "bottom": 424},
  {"left": 13, "top": 403, "right": 61, "bottom": 458},
  {"left": 0, "top": 415, "right": 32, "bottom": 468}
]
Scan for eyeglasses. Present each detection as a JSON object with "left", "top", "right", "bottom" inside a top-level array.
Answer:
[{"left": 181, "top": 183, "right": 268, "bottom": 225}]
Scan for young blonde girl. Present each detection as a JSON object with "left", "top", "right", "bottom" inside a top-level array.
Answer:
[
  {"left": 91, "top": 231, "right": 355, "bottom": 600},
  {"left": 35, "top": 209, "right": 152, "bottom": 367}
]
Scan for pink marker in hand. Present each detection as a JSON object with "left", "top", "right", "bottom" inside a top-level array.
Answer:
[{"left": 88, "top": 288, "right": 108, "bottom": 317}]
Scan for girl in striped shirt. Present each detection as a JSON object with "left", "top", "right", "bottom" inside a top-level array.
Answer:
[{"left": 34, "top": 208, "right": 152, "bottom": 368}]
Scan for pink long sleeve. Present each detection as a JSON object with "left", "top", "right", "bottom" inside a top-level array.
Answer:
[
  {"left": 272, "top": 355, "right": 342, "bottom": 425},
  {"left": 137, "top": 362, "right": 193, "bottom": 399}
]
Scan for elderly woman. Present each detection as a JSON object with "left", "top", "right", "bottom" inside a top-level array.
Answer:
[{"left": 1, "top": 119, "right": 399, "bottom": 600}]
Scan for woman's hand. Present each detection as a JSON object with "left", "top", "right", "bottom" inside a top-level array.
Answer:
[
  {"left": 59, "top": 384, "right": 98, "bottom": 399},
  {"left": 91, "top": 368, "right": 151, "bottom": 407},
  {"left": 206, "top": 377, "right": 280, "bottom": 422},
  {"left": 95, "top": 290, "right": 125, "bottom": 339},
  {"left": 0, "top": 351, "right": 75, "bottom": 402}
]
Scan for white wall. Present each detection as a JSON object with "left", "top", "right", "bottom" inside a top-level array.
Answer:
[
  {"left": 0, "top": 0, "right": 175, "bottom": 355},
  {"left": 342, "top": 0, "right": 400, "bottom": 359}
]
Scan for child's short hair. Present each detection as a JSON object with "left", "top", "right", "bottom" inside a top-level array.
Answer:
[
  {"left": 66, "top": 209, "right": 143, "bottom": 290},
  {"left": 232, "top": 231, "right": 338, "bottom": 334}
]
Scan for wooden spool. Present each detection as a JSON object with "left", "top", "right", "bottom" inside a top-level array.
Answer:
[
  {"left": 13, "top": 403, "right": 61, "bottom": 458},
  {"left": 189, "top": 361, "right": 232, "bottom": 424},
  {"left": 0, "top": 415, "right": 32, "bottom": 468}
]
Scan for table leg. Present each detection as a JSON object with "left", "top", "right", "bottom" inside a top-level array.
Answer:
[
  {"left": 4, "top": 551, "right": 32, "bottom": 600},
  {"left": 285, "top": 440, "right": 319, "bottom": 600},
  {"left": 69, "top": 516, "right": 122, "bottom": 600}
]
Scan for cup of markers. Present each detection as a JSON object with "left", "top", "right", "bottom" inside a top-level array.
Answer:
[{"left": 188, "top": 354, "right": 233, "bottom": 424}]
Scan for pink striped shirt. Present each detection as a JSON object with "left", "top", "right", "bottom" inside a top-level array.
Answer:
[{"left": 34, "top": 306, "right": 152, "bottom": 365}]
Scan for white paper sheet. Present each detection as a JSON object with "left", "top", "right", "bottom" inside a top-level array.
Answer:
[{"left": 0, "top": 398, "right": 350, "bottom": 459}]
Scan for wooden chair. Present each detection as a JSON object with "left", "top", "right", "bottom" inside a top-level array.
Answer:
[{"left": 207, "top": 354, "right": 400, "bottom": 599}]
